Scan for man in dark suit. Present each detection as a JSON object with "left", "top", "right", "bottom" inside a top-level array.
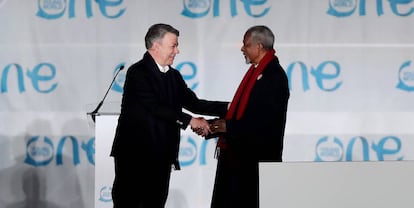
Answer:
[
  {"left": 209, "top": 25, "right": 290, "bottom": 208},
  {"left": 110, "top": 23, "right": 228, "bottom": 208}
]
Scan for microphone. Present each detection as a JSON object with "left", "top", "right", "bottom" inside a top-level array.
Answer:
[{"left": 88, "top": 65, "right": 125, "bottom": 122}]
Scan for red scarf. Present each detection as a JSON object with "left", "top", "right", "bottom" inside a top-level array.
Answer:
[
  {"left": 226, "top": 48, "right": 276, "bottom": 120},
  {"left": 216, "top": 49, "right": 275, "bottom": 154}
]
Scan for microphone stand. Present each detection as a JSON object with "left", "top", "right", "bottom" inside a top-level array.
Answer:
[{"left": 88, "top": 65, "right": 124, "bottom": 122}]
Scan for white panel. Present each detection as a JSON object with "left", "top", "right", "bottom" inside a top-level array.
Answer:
[{"left": 260, "top": 161, "right": 414, "bottom": 208}]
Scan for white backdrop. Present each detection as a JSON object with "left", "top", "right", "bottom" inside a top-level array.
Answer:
[{"left": 1, "top": 0, "right": 414, "bottom": 207}]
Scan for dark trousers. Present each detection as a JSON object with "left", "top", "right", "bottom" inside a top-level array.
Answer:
[{"left": 111, "top": 157, "right": 172, "bottom": 208}]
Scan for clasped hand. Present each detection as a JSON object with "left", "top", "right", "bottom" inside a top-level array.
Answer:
[
  {"left": 190, "top": 117, "right": 227, "bottom": 137},
  {"left": 190, "top": 117, "right": 211, "bottom": 137},
  {"left": 209, "top": 119, "right": 226, "bottom": 133}
]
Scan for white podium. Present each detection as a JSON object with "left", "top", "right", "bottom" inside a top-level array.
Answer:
[
  {"left": 94, "top": 114, "right": 119, "bottom": 208},
  {"left": 259, "top": 161, "right": 414, "bottom": 208}
]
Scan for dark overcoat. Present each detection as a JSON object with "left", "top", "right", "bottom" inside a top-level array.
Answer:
[{"left": 211, "top": 56, "right": 290, "bottom": 208}]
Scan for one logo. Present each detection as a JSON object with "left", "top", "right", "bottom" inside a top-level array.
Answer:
[
  {"left": 99, "top": 186, "right": 112, "bottom": 202},
  {"left": 314, "top": 136, "right": 344, "bottom": 161},
  {"left": 37, "top": 0, "right": 66, "bottom": 19},
  {"left": 24, "top": 136, "right": 55, "bottom": 166},
  {"left": 326, "top": 0, "right": 357, "bottom": 17},
  {"left": 181, "top": 0, "right": 211, "bottom": 18},
  {"left": 36, "top": 0, "right": 126, "bottom": 19},
  {"left": 181, "top": 0, "right": 270, "bottom": 18},
  {"left": 396, "top": 61, "right": 414, "bottom": 91}
]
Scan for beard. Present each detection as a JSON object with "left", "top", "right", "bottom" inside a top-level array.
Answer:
[{"left": 244, "top": 56, "right": 251, "bottom": 64}]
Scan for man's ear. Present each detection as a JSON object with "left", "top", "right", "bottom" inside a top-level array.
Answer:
[{"left": 153, "top": 41, "right": 160, "bottom": 50}]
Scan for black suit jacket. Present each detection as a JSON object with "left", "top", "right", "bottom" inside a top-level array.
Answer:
[
  {"left": 225, "top": 56, "right": 290, "bottom": 162},
  {"left": 110, "top": 52, "right": 228, "bottom": 167}
]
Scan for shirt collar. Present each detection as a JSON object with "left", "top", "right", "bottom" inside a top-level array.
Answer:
[{"left": 156, "top": 62, "right": 169, "bottom": 73}]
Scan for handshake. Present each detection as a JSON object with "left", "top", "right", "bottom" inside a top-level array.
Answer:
[{"left": 190, "top": 117, "right": 226, "bottom": 139}]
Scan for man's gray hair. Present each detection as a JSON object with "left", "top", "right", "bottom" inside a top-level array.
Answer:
[
  {"left": 145, "top": 23, "right": 180, "bottom": 49},
  {"left": 246, "top": 25, "right": 274, "bottom": 50}
]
